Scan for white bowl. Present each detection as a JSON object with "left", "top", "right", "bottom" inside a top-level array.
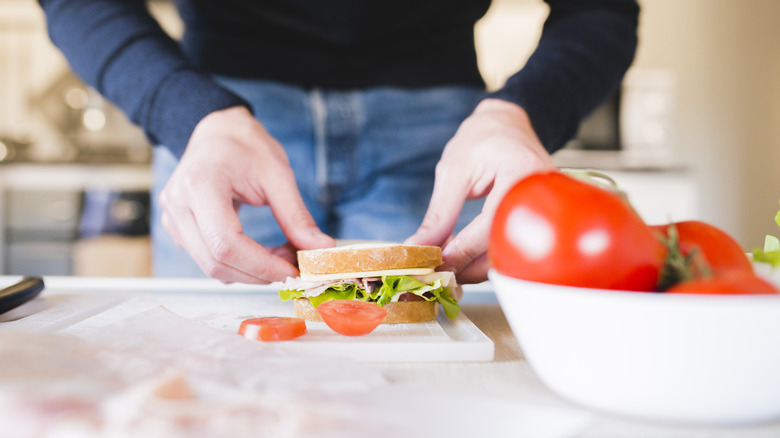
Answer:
[{"left": 489, "top": 268, "right": 780, "bottom": 425}]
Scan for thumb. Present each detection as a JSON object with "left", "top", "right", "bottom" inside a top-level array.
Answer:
[{"left": 405, "top": 167, "right": 469, "bottom": 247}]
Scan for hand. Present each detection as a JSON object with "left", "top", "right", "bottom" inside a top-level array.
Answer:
[
  {"left": 405, "top": 99, "right": 556, "bottom": 283},
  {"left": 158, "top": 106, "right": 334, "bottom": 283}
]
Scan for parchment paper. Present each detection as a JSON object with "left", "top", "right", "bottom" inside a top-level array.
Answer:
[{"left": 0, "top": 304, "right": 590, "bottom": 438}]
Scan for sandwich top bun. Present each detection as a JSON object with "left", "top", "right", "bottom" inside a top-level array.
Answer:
[{"left": 297, "top": 242, "right": 443, "bottom": 276}]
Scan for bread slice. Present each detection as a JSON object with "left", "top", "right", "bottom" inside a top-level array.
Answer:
[
  {"left": 298, "top": 242, "right": 443, "bottom": 275},
  {"left": 294, "top": 298, "right": 437, "bottom": 324}
]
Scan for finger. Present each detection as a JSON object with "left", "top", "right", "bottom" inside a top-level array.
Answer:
[
  {"left": 440, "top": 168, "right": 526, "bottom": 272},
  {"left": 184, "top": 214, "right": 279, "bottom": 284},
  {"left": 163, "top": 201, "right": 276, "bottom": 283},
  {"left": 190, "top": 183, "right": 301, "bottom": 282},
  {"left": 263, "top": 166, "right": 335, "bottom": 251},
  {"left": 439, "top": 211, "right": 492, "bottom": 275},
  {"left": 440, "top": 165, "right": 534, "bottom": 277},
  {"left": 405, "top": 164, "right": 470, "bottom": 247},
  {"left": 455, "top": 253, "right": 490, "bottom": 285}
]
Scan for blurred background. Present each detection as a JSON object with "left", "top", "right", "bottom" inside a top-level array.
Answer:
[{"left": 0, "top": 0, "right": 778, "bottom": 277}]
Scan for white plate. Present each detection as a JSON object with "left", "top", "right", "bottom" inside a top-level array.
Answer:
[{"left": 0, "top": 276, "right": 495, "bottom": 363}]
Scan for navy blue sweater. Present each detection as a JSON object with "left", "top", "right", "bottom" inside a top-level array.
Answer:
[{"left": 38, "top": 0, "right": 639, "bottom": 159}]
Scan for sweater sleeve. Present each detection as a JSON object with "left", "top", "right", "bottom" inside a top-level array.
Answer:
[
  {"left": 37, "top": 0, "right": 250, "bottom": 159},
  {"left": 485, "top": 0, "right": 639, "bottom": 154}
]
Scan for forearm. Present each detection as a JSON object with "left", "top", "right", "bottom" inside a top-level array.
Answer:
[
  {"left": 38, "top": 0, "right": 248, "bottom": 158},
  {"left": 487, "top": 0, "right": 640, "bottom": 153}
]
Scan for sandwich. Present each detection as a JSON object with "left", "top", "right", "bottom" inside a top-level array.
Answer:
[{"left": 278, "top": 242, "right": 461, "bottom": 323}]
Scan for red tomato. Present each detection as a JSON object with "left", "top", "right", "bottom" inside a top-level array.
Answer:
[
  {"left": 238, "top": 317, "right": 307, "bottom": 341},
  {"left": 489, "top": 171, "right": 665, "bottom": 291},
  {"left": 667, "top": 271, "right": 780, "bottom": 295},
  {"left": 317, "top": 300, "right": 388, "bottom": 336},
  {"left": 650, "top": 221, "right": 753, "bottom": 274}
]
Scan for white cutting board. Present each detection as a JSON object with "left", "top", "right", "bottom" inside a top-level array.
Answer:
[{"left": 0, "top": 277, "right": 495, "bottom": 362}]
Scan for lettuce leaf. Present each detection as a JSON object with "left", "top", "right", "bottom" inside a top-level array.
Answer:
[
  {"left": 278, "top": 275, "right": 460, "bottom": 319},
  {"left": 376, "top": 275, "right": 429, "bottom": 306},
  {"left": 374, "top": 276, "right": 459, "bottom": 318},
  {"left": 279, "top": 283, "right": 361, "bottom": 307},
  {"left": 278, "top": 288, "right": 305, "bottom": 302},
  {"left": 752, "top": 202, "right": 780, "bottom": 267},
  {"left": 431, "top": 287, "right": 460, "bottom": 319},
  {"left": 753, "top": 235, "right": 780, "bottom": 267},
  {"left": 308, "top": 283, "right": 360, "bottom": 307}
]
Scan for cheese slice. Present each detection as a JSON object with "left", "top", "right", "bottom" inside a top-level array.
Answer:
[{"left": 299, "top": 267, "right": 435, "bottom": 282}]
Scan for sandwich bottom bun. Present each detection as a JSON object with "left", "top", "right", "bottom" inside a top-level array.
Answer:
[{"left": 294, "top": 298, "right": 438, "bottom": 324}]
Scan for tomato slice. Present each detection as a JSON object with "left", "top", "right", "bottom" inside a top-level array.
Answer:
[
  {"left": 667, "top": 271, "right": 780, "bottom": 295},
  {"left": 238, "top": 317, "right": 307, "bottom": 341},
  {"left": 317, "top": 300, "right": 388, "bottom": 336}
]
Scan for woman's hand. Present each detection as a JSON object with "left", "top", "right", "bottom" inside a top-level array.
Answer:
[
  {"left": 406, "top": 99, "right": 556, "bottom": 283},
  {"left": 159, "top": 106, "right": 334, "bottom": 283}
]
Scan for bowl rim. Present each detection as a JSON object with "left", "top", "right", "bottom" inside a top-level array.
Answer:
[{"left": 487, "top": 268, "right": 780, "bottom": 304}]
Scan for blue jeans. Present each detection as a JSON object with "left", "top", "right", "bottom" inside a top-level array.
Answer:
[{"left": 152, "top": 79, "right": 483, "bottom": 277}]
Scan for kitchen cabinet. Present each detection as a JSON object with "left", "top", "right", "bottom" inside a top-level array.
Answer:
[
  {"left": 0, "top": 163, "right": 152, "bottom": 276},
  {"left": 4, "top": 188, "right": 81, "bottom": 275}
]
